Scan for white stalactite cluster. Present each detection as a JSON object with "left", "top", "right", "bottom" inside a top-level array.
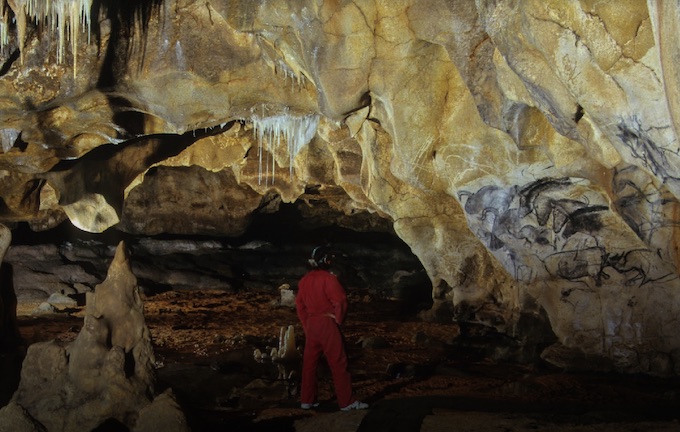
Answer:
[
  {"left": 274, "top": 59, "right": 309, "bottom": 90},
  {"left": 0, "top": 1, "right": 8, "bottom": 49},
  {"left": 251, "top": 110, "right": 320, "bottom": 185},
  {"left": 0, "top": 0, "right": 93, "bottom": 76}
]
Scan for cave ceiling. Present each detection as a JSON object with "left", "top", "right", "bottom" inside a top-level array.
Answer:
[{"left": 2, "top": 0, "right": 680, "bottom": 375}]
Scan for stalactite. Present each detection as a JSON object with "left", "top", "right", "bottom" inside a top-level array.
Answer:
[
  {"left": 0, "top": 0, "right": 8, "bottom": 50},
  {"left": 251, "top": 110, "right": 320, "bottom": 185},
  {"left": 274, "top": 60, "right": 308, "bottom": 91},
  {"left": 1, "top": 0, "right": 93, "bottom": 77}
]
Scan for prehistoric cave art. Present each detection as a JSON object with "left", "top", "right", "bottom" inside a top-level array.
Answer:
[
  {"left": 616, "top": 118, "right": 680, "bottom": 192},
  {"left": 459, "top": 174, "right": 680, "bottom": 366},
  {"left": 460, "top": 176, "right": 678, "bottom": 288},
  {"left": 459, "top": 176, "right": 677, "bottom": 290},
  {"left": 459, "top": 178, "right": 609, "bottom": 286},
  {"left": 1, "top": 0, "right": 680, "bottom": 380}
]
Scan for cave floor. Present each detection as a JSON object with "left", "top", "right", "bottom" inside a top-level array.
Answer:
[{"left": 15, "top": 290, "right": 680, "bottom": 432}]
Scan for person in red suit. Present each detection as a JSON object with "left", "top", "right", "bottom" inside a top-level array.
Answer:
[{"left": 295, "top": 246, "right": 368, "bottom": 411}]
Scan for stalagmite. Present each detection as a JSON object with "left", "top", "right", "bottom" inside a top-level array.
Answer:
[{"left": 278, "top": 325, "right": 297, "bottom": 360}]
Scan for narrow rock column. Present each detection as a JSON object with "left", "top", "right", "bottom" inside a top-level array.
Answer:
[{"left": 0, "top": 240, "right": 188, "bottom": 431}]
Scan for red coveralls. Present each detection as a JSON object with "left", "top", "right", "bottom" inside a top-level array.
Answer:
[{"left": 296, "top": 269, "right": 356, "bottom": 408}]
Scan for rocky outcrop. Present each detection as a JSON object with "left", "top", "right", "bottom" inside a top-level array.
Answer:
[
  {"left": 0, "top": 241, "right": 188, "bottom": 431},
  {"left": 1, "top": 1, "right": 680, "bottom": 374}
]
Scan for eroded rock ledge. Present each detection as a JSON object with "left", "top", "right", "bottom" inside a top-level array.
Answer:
[{"left": 1, "top": 1, "right": 680, "bottom": 374}]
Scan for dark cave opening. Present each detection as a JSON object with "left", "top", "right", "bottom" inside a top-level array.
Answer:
[{"left": 8, "top": 200, "right": 433, "bottom": 312}]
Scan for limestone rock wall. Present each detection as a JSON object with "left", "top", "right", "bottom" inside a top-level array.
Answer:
[{"left": 1, "top": 0, "right": 680, "bottom": 374}]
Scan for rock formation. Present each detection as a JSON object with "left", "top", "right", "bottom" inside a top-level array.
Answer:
[
  {"left": 1, "top": 1, "right": 680, "bottom": 375},
  {"left": 0, "top": 241, "right": 189, "bottom": 432}
]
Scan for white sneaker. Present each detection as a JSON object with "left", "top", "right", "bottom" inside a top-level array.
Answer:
[
  {"left": 301, "top": 402, "right": 320, "bottom": 410},
  {"left": 340, "top": 400, "right": 369, "bottom": 411}
]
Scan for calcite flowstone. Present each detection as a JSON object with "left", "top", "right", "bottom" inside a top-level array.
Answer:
[
  {"left": 0, "top": 242, "right": 188, "bottom": 431},
  {"left": 1, "top": 1, "right": 680, "bottom": 374}
]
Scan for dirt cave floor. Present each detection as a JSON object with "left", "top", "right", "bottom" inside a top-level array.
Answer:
[{"left": 15, "top": 289, "right": 680, "bottom": 432}]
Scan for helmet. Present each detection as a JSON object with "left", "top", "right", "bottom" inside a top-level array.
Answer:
[{"left": 309, "top": 245, "right": 333, "bottom": 269}]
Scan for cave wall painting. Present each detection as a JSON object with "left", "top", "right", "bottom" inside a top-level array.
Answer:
[
  {"left": 612, "top": 164, "right": 680, "bottom": 266},
  {"left": 616, "top": 119, "right": 680, "bottom": 197},
  {"left": 459, "top": 176, "right": 679, "bottom": 292},
  {"left": 459, "top": 174, "right": 680, "bottom": 368}
]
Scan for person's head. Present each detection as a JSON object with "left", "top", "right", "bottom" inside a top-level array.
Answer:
[{"left": 309, "top": 245, "right": 334, "bottom": 270}]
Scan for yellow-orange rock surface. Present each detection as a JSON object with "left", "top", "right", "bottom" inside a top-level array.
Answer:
[{"left": 1, "top": 0, "right": 680, "bottom": 374}]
